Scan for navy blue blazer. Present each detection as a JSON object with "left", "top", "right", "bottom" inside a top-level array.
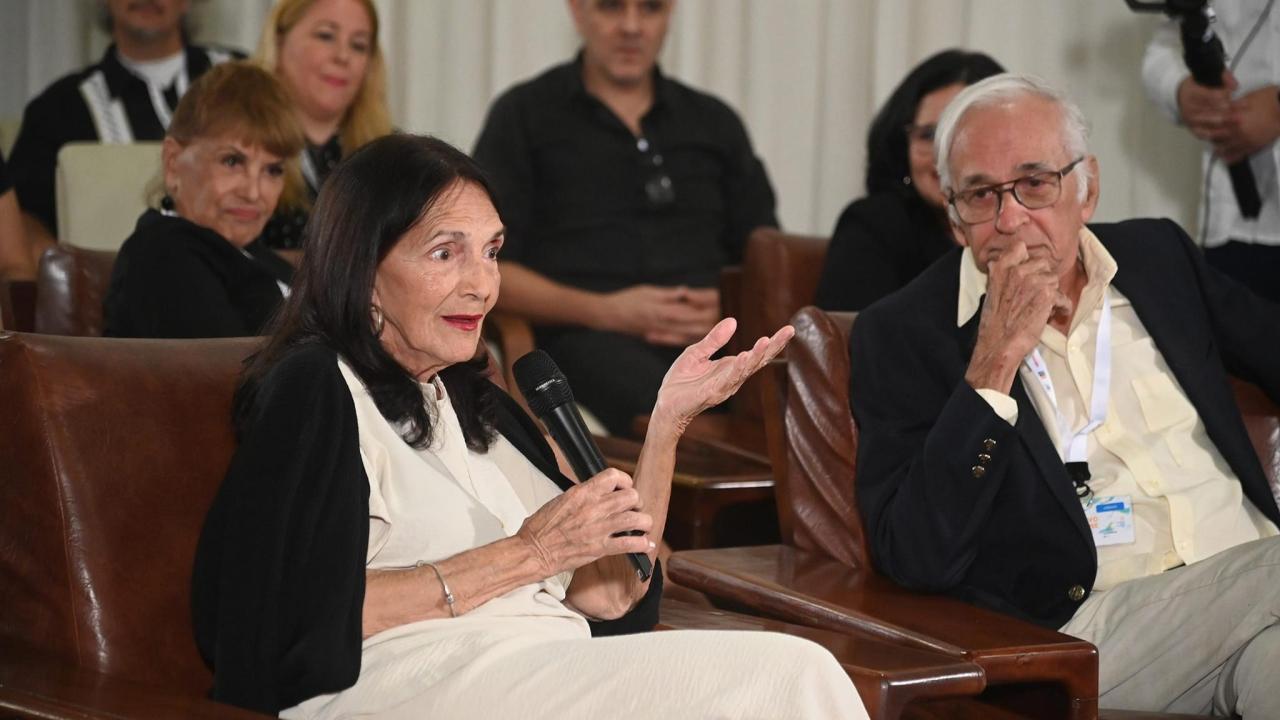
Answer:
[{"left": 850, "top": 218, "right": 1280, "bottom": 629}]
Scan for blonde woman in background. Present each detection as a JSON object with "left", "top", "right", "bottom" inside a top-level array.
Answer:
[{"left": 254, "top": 0, "right": 392, "bottom": 253}]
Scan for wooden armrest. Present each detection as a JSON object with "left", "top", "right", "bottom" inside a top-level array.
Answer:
[
  {"left": 598, "top": 433, "right": 777, "bottom": 549},
  {"left": 621, "top": 416, "right": 771, "bottom": 467},
  {"left": 0, "top": 648, "right": 268, "bottom": 719},
  {"left": 668, "top": 545, "right": 1099, "bottom": 718},
  {"left": 659, "top": 598, "right": 984, "bottom": 720},
  {"left": 596, "top": 433, "right": 772, "bottom": 490}
]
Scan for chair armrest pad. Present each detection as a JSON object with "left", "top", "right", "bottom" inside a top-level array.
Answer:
[
  {"left": 659, "top": 598, "right": 984, "bottom": 719},
  {"left": 667, "top": 545, "right": 1097, "bottom": 694}
]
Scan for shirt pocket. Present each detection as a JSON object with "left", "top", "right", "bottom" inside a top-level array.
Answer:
[{"left": 1131, "top": 372, "right": 1196, "bottom": 435}]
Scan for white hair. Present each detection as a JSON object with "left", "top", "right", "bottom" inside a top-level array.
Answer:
[{"left": 935, "top": 73, "right": 1091, "bottom": 223}]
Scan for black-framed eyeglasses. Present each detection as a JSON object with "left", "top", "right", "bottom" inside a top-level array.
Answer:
[
  {"left": 904, "top": 122, "right": 937, "bottom": 144},
  {"left": 948, "top": 157, "right": 1084, "bottom": 225}
]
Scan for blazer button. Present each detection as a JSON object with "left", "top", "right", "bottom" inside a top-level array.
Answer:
[
  {"left": 982, "top": 438, "right": 997, "bottom": 451},
  {"left": 971, "top": 465, "right": 986, "bottom": 479},
  {"left": 977, "top": 453, "right": 992, "bottom": 465},
  {"left": 1068, "top": 584, "right": 1086, "bottom": 602}
]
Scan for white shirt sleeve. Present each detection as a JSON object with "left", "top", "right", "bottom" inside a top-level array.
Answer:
[
  {"left": 1142, "top": 17, "right": 1191, "bottom": 123},
  {"left": 975, "top": 387, "right": 1019, "bottom": 426}
]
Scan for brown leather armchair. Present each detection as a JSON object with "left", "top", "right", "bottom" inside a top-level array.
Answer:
[
  {"left": 0, "top": 331, "right": 266, "bottom": 718},
  {"left": 33, "top": 245, "right": 116, "bottom": 336},
  {"left": 668, "top": 307, "right": 1254, "bottom": 719},
  {"left": 0, "top": 331, "right": 1002, "bottom": 719}
]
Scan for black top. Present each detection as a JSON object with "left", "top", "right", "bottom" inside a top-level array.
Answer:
[
  {"left": 815, "top": 191, "right": 955, "bottom": 311},
  {"left": 258, "top": 136, "right": 343, "bottom": 250},
  {"left": 8, "top": 44, "right": 238, "bottom": 236},
  {"left": 103, "top": 209, "right": 294, "bottom": 338},
  {"left": 850, "top": 218, "right": 1280, "bottom": 628},
  {"left": 191, "top": 344, "right": 663, "bottom": 713},
  {"left": 472, "top": 55, "right": 778, "bottom": 293}
]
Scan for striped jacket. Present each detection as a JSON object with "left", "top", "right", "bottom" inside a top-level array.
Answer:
[{"left": 8, "top": 43, "right": 238, "bottom": 236}]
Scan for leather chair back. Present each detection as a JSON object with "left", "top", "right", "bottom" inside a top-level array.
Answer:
[
  {"left": 734, "top": 229, "right": 829, "bottom": 420},
  {"left": 34, "top": 245, "right": 117, "bottom": 336},
  {"left": 1232, "top": 378, "right": 1280, "bottom": 503},
  {"left": 739, "top": 228, "right": 829, "bottom": 352},
  {"left": 0, "top": 332, "right": 256, "bottom": 695},
  {"left": 779, "top": 306, "right": 867, "bottom": 569}
]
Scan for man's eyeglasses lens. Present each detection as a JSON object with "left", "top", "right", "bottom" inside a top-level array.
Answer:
[{"left": 950, "top": 158, "right": 1083, "bottom": 224}]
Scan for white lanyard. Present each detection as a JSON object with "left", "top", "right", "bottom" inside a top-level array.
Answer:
[{"left": 1022, "top": 290, "right": 1112, "bottom": 464}]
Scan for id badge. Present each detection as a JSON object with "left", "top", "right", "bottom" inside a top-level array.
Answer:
[{"left": 1084, "top": 495, "right": 1135, "bottom": 546}]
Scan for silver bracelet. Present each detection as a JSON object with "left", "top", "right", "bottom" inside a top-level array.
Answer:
[{"left": 418, "top": 561, "right": 457, "bottom": 617}]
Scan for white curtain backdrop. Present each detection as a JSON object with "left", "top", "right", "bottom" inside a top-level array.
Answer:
[{"left": 1, "top": 0, "right": 1202, "bottom": 237}]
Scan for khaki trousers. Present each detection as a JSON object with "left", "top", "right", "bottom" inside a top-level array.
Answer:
[{"left": 1060, "top": 536, "right": 1280, "bottom": 718}]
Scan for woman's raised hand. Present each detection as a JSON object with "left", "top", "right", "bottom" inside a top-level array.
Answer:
[
  {"left": 652, "top": 317, "right": 794, "bottom": 435},
  {"left": 515, "top": 469, "right": 653, "bottom": 577}
]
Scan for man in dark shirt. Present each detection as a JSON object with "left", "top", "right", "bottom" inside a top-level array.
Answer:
[
  {"left": 6, "top": 0, "right": 235, "bottom": 278},
  {"left": 472, "top": 0, "right": 777, "bottom": 435}
]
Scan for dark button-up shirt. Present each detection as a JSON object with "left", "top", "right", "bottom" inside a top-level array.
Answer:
[
  {"left": 8, "top": 44, "right": 238, "bottom": 236},
  {"left": 472, "top": 55, "right": 777, "bottom": 293}
]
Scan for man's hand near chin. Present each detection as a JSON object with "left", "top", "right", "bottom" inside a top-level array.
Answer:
[{"left": 966, "top": 241, "right": 1070, "bottom": 395}]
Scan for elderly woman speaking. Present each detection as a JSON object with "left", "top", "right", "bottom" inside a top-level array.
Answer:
[{"left": 192, "top": 134, "right": 866, "bottom": 719}]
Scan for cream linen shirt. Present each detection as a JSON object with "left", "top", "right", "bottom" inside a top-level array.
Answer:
[{"left": 959, "top": 229, "right": 1278, "bottom": 591}]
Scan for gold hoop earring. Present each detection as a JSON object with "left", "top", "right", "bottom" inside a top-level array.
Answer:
[{"left": 370, "top": 305, "right": 385, "bottom": 337}]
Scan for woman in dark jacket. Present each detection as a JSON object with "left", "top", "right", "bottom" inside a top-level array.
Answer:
[
  {"left": 816, "top": 49, "right": 1003, "bottom": 311},
  {"left": 103, "top": 61, "right": 303, "bottom": 338}
]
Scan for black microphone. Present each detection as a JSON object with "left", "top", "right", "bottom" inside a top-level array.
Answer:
[
  {"left": 1179, "top": 4, "right": 1263, "bottom": 219},
  {"left": 512, "top": 350, "right": 653, "bottom": 581}
]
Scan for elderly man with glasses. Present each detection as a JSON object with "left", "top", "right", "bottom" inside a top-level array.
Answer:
[{"left": 850, "top": 73, "right": 1280, "bottom": 717}]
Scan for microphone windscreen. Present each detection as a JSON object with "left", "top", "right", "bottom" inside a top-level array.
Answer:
[{"left": 512, "top": 350, "right": 575, "bottom": 417}]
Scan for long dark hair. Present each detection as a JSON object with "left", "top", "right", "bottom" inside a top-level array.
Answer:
[
  {"left": 865, "top": 49, "right": 1004, "bottom": 197},
  {"left": 235, "top": 134, "right": 498, "bottom": 451}
]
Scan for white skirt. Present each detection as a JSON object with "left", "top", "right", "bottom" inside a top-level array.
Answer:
[{"left": 283, "top": 615, "right": 867, "bottom": 720}]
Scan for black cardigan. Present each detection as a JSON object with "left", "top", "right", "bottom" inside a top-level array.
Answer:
[
  {"left": 104, "top": 210, "right": 294, "bottom": 338},
  {"left": 191, "top": 345, "right": 662, "bottom": 714},
  {"left": 815, "top": 191, "right": 956, "bottom": 311}
]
